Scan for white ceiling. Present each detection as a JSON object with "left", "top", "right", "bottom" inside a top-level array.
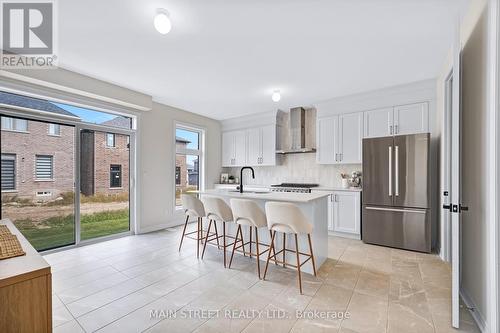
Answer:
[{"left": 58, "top": 0, "right": 469, "bottom": 120}]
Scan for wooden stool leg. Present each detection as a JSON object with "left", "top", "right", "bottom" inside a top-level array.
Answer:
[
  {"left": 249, "top": 226, "right": 252, "bottom": 258},
  {"left": 308, "top": 234, "right": 316, "bottom": 276},
  {"left": 213, "top": 220, "right": 220, "bottom": 249},
  {"left": 178, "top": 215, "right": 189, "bottom": 252},
  {"left": 255, "top": 226, "right": 261, "bottom": 279},
  {"left": 270, "top": 230, "right": 278, "bottom": 265},
  {"left": 239, "top": 224, "right": 246, "bottom": 257},
  {"left": 201, "top": 219, "right": 212, "bottom": 259},
  {"left": 282, "top": 233, "right": 286, "bottom": 267},
  {"left": 223, "top": 221, "right": 227, "bottom": 268},
  {"left": 196, "top": 217, "right": 200, "bottom": 259},
  {"left": 263, "top": 230, "right": 276, "bottom": 280},
  {"left": 229, "top": 225, "right": 241, "bottom": 268},
  {"left": 295, "top": 233, "right": 303, "bottom": 294}
]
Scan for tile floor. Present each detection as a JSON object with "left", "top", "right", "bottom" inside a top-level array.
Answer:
[{"left": 44, "top": 225, "right": 480, "bottom": 333}]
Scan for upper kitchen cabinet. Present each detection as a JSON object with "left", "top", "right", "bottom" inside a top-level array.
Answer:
[
  {"left": 316, "top": 112, "right": 362, "bottom": 164},
  {"left": 246, "top": 124, "right": 276, "bottom": 166},
  {"left": 363, "top": 107, "right": 393, "bottom": 138},
  {"left": 364, "top": 102, "right": 429, "bottom": 138},
  {"left": 393, "top": 102, "right": 429, "bottom": 135},
  {"left": 339, "top": 112, "right": 363, "bottom": 163},
  {"left": 316, "top": 115, "right": 339, "bottom": 164},
  {"left": 221, "top": 129, "right": 247, "bottom": 167}
]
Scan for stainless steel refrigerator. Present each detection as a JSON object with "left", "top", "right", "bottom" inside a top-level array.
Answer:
[{"left": 362, "top": 133, "right": 431, "bottom": 253}]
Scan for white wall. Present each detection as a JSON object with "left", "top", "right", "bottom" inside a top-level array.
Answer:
[{"left": 137, "top": 102, "right": 221, "bottom": 233}]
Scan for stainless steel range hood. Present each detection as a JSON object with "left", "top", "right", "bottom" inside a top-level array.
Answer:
[{"left": 276, "top": 107, "right": 316, "bottom": 154}]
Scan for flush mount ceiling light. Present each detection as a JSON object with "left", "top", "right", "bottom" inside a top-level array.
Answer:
[
  {"left": 154, "top": 9, "right": 172, "bottom": 34},
  {"left": 271, "top": 90, "right": 281, "bottom": 102}
]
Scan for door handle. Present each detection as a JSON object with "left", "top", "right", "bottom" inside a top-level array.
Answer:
[
  {"left": 395, "top": 145, "right": 399, "bottom": 196},
  {"left": 442, "top": 204, "right": 452, "bottom": 212},
  {"left": 395, "top": 124, "right": 399, "bottom": 134},
  {"left": 335, "top": 153, "right": 338, "bottom": 162},
  {"left": 365, "top": 206, "right": 427, "bottom": 214},
  {"left": 388, "top": 146, "right": 392, "bottom": 197},
  {"left": 389, "top": 125, "right": 393, "bottom": 135}
]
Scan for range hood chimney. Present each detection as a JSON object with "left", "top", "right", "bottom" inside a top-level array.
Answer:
[{"left": 276, "top": 107, "right": 316, "bottom": 154}]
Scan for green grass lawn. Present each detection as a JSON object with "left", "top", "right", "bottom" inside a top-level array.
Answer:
[{"left": 14, "top": 209, "right": 129, "bottom": 251}]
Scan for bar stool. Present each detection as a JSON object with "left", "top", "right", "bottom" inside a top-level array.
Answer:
[
  {"left": 179, "top": 194, "right": 216, "bottom": 258},
  {"left": 201, "top": 196, "right": 235, "bottom": 267},
  {"left": 228, "top": 199, "right": 277, "bottom": 278},
  {"left": 263, "top": 201, "right": 316, "bottom": 294}
]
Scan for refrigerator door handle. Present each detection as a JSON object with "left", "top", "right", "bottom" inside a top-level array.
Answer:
[
  {"left": 395, "top": 145, "right": 399, "bottom": 196},
  {"left": 388, "top": 146, "right": 392, "bottom": 197},
  {"left": 365, "top": 206, "right": 427, "bottom": 214}
]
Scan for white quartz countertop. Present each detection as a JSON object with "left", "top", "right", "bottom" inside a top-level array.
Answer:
[{"left": 196, "top": 189, "right": 330, "bottom": 203}]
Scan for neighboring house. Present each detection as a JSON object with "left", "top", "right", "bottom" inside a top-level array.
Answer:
[
  {"left": 187, "top": 159, "right": 199, "bottom": 186},
  {"left": 0, "top": 93, "right": 78, "bottom": 201},
  {"left": 0, "top": 92, "right": 130, "bottom": 201},
  {"left": 175, "top": 137, "right": 189, "bottom": 189}
]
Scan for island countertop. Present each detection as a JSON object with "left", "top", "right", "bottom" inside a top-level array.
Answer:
[{"left": 196, "top": 189, "right": 330, "bottom": 203}]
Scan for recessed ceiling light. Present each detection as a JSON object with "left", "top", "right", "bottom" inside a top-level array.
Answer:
[
  {"left": 272, "top": 90, "right": 281, "bottom": 102},
  {"left": 154, "top": 9, "right": 172, "bottom": 34}
]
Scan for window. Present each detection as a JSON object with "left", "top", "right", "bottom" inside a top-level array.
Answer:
[
  {"left": 1, "top": 154, "right": 16, "bottom": 191},
  {"left": 175, "top": 166, "right": 181, "bottom": 185},
  {"left": 35, "top": 155, "right": 53, "bottom": 180},
  {"left": 110, "top": 164, "right": 122, "bottom": 188},
  {"left": 106, "top": 133, "right": 115, "bottom": 147},
  {"left": 175, "top": 125, "right": 203, "bottom": 207},
  {"left": 1, "top": 117, "right": 27, "bottom": 132},
  {"left": 48, "top": 123, "right": 61, "bottom": 136}
]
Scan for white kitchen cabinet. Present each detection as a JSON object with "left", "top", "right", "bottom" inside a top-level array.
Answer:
[
  {"left": 339, "top": 112, "right": 363, "bottom": 163},
  {"left": 221, "top": 130, "right": 247, "bottom": 167},
  {"left": 363, "top": 107, "right": 393, "bottom": 138},
  {"left": 319, "top": 190, "right": 360, "bottom": 238},
  {"left": 394, "top": 102, "right": 429, "bottom": 135},
  {"left": 333, "top": 191, "right": 360, "bottom": 236},
  {"left": 317, "top": 112, "right": 362, "bottom": 164},
  {"left": 364, "top": 102, "right": 429, "bottom": 138},
  {"left": 260, "top": 124, "right": 276, "bottom": 165},
  {"left": 246, "top": 125, "right": 276, "bottom": 166},
  {"left": 316, "top": 115, "right": 339, "bottom": 164}
]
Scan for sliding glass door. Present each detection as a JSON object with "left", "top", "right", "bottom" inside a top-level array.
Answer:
[
  {"left": 0, "top": 91, "right": 135, "bottom": 251},
  {"left": 1, "top": 116, "right": 76, "bottom": 251},
  {"left": 79, "top": 129, "right": 130, "bottom": 240}
]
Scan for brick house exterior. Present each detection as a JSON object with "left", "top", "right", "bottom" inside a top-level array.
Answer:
[
  {"left": 175, "top": 138, "right": 188, "bottom": 189},
  {"left": 0, "top": 92, "right": 130, "bottom": 201},
  {"left": 1, "top": 120, "right": 75, "bottom": 200}
]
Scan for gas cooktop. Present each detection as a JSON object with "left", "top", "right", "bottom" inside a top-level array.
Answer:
[{"left": 271, "top": 183, "right": 319, "bottom": 188}]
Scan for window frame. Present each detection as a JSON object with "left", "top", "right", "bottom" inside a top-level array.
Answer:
[
  {"left": 174, "top": 122, "right": 205, "bottom": 209},
  {"left": 48, "top": 123, "right": 61, "bottom": 136},
  {"left": 106, "top": 133, "right": 116, "bottom": 148},
  {"left": 1, "top": 153, "right": 16, "bottom": 192},
  {"left": 35, "top": 154, "right": 54, "bottom": 181},
  {"left": 1, "top": 116, "right": 28, "bottom": 132},
  {"left": 109, "top": 164, "right": 122, "bottom": 188}
]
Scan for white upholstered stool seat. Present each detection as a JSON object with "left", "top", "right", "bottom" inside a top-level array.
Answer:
[
  {"left": 180, "top": 194, "right": 216, "bottom": 258},
  {"left": 228, "top": 199, "right": 277, "bottom": 278},
  {"left": 201, "top": 196, "right": 235, "bottom": 267},
  {"left": 263, "top": 201, "right": 317, "bottom": 294}
]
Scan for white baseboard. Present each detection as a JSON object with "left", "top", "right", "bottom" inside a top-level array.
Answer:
[
  {"left": 460, "top": 287, "right": 487, "bottom": 332},
  {"left": 328, "top": 231, "right": 361, "bottom": 240}
]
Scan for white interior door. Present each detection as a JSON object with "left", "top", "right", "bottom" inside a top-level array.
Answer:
[{"left": 450, "top": 21, "right": 462, "bottom": 329}]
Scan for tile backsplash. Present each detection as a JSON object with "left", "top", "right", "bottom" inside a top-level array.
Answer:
[{"left": 223, "top": 153, "right": 361, "bottom": 188}]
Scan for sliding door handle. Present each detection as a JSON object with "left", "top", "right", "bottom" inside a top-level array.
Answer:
[{"left": 442, "top": 204, "right": 452, "bottom": 212}]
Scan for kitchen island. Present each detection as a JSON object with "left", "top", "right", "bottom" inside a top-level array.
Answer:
[{"left": 196, "top": 189, "right": 329, "bottom": 274}]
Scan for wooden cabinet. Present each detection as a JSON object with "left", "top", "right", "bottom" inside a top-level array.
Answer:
[
  {"left": 364, "top": 102, "right": 428, "bottom": 138},
  {"left": 323, "top": 191, "right": 361, "bottom": 237},
  {"left": 221, "top": 130, "right": 247, "bottom": 167},
  {"left": 246, "top": 125, "right": 276, "bottom": 166},
  {"left": 317, "top": 112, "right": 362, "bottom": 164},
  {"left": 394, "top": 102, "right": 429, "bottom": 135},
  {"left": 0, "top": 219, "right": 52, "bottom": 333}
]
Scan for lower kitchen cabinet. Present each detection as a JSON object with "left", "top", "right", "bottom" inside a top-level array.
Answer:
[{"left": 326, "top": 191, "right": 361, "bottom": 238}]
